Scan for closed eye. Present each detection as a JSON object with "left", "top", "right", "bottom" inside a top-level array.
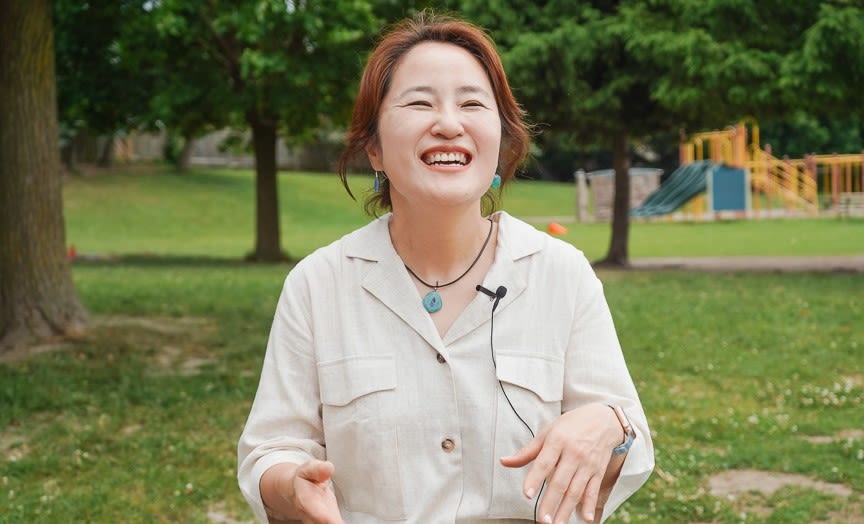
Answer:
[
  {"left": 404, "top": 100, "right": 432, "bottom": 108},
  {"left": 462, "top": 100, "right": 487, "bottom": 108}
]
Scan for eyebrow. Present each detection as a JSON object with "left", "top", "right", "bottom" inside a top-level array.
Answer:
[{"left": 394, "top": 85, "right": 492, "bottom": 99}]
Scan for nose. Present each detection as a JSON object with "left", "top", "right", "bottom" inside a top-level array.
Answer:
[{"left": 431, "top": 106, "right": 464, "bottom": 138}]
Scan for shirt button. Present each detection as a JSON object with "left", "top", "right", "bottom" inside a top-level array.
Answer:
[
  {"left": 436, "top": 353, "right": 446, "bottom": 363},
  {"left": 441, "top": 438, "right": 456, "bottom": 452}
]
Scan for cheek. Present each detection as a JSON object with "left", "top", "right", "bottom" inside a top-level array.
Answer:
[
  {"left": 481, "top": 126, "right": 503, "bottom": 161},
  {"left": 480, "top": 114, "right": 502, "bottom": 147}
]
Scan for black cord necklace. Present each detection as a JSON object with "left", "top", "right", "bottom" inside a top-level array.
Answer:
[{"left": 404, "top": 218, "right": 494, "bottom": 313}]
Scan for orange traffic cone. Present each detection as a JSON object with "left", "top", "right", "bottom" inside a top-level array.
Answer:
[{"left": 547, "top": 222, "right": 567, "bottom": 235}]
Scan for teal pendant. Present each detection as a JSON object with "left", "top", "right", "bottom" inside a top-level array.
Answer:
[
  {"left": 490, "top": 173, "right": 502, "bottom": 189},
  {"left": 422, "top": 290, "right": 443, "bottom": 313}
]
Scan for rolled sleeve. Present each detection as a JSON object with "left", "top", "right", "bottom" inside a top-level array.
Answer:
[
  {"left": 237, "top": 269, "right": 326, "bottom": 523},
  {"left": 563, "top": 252, "right": 655, "bottom": 522}
]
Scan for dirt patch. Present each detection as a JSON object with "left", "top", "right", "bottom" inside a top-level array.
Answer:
[
  {"left": 709, "top": 469, "right": 853, "bottom": 498},
  {"left": 844, "top": 374, "right": 864, "bottom": 386},
  {"left": 629, "top": 255, "right": 864, "bottom": 273},
  {"left": 94, "top": 315, "right": 212, "bottom": 335},
  {"left": 207, "top": 503, "right": 252, "bottom": 524},
  {"left": 0, "top": 431, "right": 29, "bottom": 462},
  {"left": 153, "top": 344, "right": 217, "bottom": 375},
  {"left": 0, "top": 315, "right": 216, "bottom": 369},
  {"left": 802, "top": 428, "right": 864, "bottom": 444},
  {"left": 827, "top": 500, "right": 864, "bottom": 524},
  {"left": 0, "top": 340, "right": 79, "bottom": 364}
]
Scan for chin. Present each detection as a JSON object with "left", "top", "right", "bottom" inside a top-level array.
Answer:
[{"left": 425, "top": 189, "right": 487, "bottom": 208}]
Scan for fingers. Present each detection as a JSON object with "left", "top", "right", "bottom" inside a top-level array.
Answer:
[
  {"left": 292, "top": 460, "right": 343, "bottom": 524},
  {"left": 499, "top": 432, "right": 544, "bottom": 468},
  {"left": 578, "top": 475, "right": 602, "bottom": 523},
  {"left": 504, "top": 405, "right": 618, "bottom": 522},
  {"left": 522, "top": 430, "right": 566, "bottom": 500},
  {"left": 538, "top": 458, "right": 579, "bottom": 523},
  {"left": 524, "top": 425, "right": 610, "bottom": 523},
  {"left": 547, "top": 472, "right": 601, "bottom": 524},
  {"left": 297, "top": 459, "right": 336, "bottom": 485}
]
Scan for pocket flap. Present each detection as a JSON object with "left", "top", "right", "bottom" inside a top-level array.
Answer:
[
  {"left": 318, "top": 355, "right": 397, "bottom": 407},
  {"left": 495, "top": 352, "right": 564, "bottom": 402}
]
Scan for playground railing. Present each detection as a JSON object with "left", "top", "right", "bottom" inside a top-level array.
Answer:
[
  {"left": 679, "top": 122, "right": 862, "bottom": 215},
  {"left": 747, "top": 148, "right": 818, "bottom": 214},
  {"left": 807, "top": 153, "right": 864, "bottom": 207}
]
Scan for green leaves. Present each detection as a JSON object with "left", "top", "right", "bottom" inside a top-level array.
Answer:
[
  {"left": 783, "top": 3, "right": 864, "bottom": 113},
  {"left": 470, "top": 0, "right": 860, "bottom": 150},
  {"left": 467, "top": 1, "right": 674, "bottom": 145},
  {"left": 56, "top": 0, "right": 379, "bottom": 144}
]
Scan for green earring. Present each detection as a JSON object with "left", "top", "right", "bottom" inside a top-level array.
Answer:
[{"left": 490, "top": 173, "right": 502, "bottom": 189}]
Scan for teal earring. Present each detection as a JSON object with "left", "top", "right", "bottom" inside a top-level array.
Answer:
[
  {"left": 490, "top": 173, "right": 502, "bottom": 189},
  {"left": 374, "top": 171, "right": 386, "bottom": 192}
]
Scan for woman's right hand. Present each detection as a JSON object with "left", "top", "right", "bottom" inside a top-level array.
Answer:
[{"left": 262, "top": 460, "right": 344, "bottom": 524}]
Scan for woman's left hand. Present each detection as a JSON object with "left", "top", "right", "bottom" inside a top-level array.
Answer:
[{"left": 500, "top": 402, "right": 623, "bottom": 524}]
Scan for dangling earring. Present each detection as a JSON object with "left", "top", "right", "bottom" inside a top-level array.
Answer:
[
  {"left": 490, "top": 173, "right": 502, "bottom": 189},
  {"left": 374, "top": 171, "right": 384, "bottom": 192}
]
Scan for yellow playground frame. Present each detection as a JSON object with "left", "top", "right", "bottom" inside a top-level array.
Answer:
[{"left": 677, "top": 119, "right": 864, "bottom": 218}]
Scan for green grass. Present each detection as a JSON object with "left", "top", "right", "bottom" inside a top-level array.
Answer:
[
  {"left": 62, "top": 168, "right": 863, "bottom": 261},
  {"left": 2, "top": 166, "right": 862, "bottom": 523}
]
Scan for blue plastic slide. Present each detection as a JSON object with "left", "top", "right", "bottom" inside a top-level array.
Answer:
[{"left": 630, "top": 161, "right": 715, "bottom": 217}]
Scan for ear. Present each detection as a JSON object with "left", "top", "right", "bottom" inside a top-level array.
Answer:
[{"left": 366, "top": 142, "right": 384, "bottom": 171}]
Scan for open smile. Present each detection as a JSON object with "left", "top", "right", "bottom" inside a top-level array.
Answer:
[{"left": 422, "top": 151, "right": 471, "bottom": 167}]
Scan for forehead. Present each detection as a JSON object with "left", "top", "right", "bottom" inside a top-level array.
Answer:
[{"left": 390, "top": 41, "right": 492, "bottom": 89}]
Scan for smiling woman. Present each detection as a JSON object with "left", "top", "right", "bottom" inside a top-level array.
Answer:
[
  {"left": 337, "top": 12, "right": 530, "bottom": 217},
  {"left": 366, "top": 41, "right": 502, "bottom": 215},
  {"left": 237, "top": 10, "right": 654, "bottom": 524}
]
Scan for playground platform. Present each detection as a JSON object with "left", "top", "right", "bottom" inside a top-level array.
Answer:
[{"left": 627, "top": 121, "right": 863, "bottom": 220}]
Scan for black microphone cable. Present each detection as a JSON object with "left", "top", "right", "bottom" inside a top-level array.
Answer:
[{"left": 477, "top": 285, "right": 546, "bottom": 524}]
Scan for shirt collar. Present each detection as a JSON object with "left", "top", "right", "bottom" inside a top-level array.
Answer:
[{"left": 341, "top": 211, "right": 546, "bottom": 350}]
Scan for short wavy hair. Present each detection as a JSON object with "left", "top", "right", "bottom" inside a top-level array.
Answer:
[{"left": 338, "top": 10, "right": 531, "bottom": 216}]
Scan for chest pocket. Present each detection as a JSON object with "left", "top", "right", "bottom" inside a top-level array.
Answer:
[
  {"left": 489, "top": 351, "right": 564, "bottom": 519},
  {"left": 496, "top": 352, "right": 564, "bottom": 403},
  {"left": 317, "top": 355, "right": 406, "bottom": 520}
]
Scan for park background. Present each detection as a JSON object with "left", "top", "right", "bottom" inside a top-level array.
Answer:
[{"left": 1, "top": 1, "right": 862, "bottom": 523}]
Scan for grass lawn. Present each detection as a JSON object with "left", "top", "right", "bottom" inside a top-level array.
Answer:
[
  {"left": 61, "top": 168, "right": 863, "bottom": 261},
  {"left": 1, "top": 166, "right": 862, "bottom": 523}
]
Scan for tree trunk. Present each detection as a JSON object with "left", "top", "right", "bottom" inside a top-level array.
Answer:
[
  {"left": 61, "top": 132, "right": 79, "bottom": 175},
  {"left": 0, "top": 0, "right": 88, "bottom": 354},
  {"left": 177, "top": 135, "right": 194, "bottom": 172},
  {"left": 246, "top": 112, "right": 286, "bottom": 262},
  {"left": 596, "top": 132, "right": 631, "bottom": 268},
  {"left": 98, "top": 135, "right": 114, "bottom": 167}
]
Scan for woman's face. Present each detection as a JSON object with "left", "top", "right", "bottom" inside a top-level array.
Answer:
[{"left": 367, "top": 42, "right": 502, "bottom": 212}]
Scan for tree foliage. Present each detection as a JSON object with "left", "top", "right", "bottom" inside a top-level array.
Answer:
[
  {"left": 55, "top": 0, "right": 154, "bottom": 166},
  {"left": 143, "top": 0, "right": 379, "bottom": 261},
  {"left": 465, "top": 0, "right": 863, "bottom": 266},
  {"left": 47, "top": 1, "right": 861, "bottom": 266},
  {"left": 464, "top": 1, "right": 687, "bottom": 265},
  {"left": 782, "top": 2, "right": 864, "bottom": 118},
  {"left": 149, "top": 0, "right": 377, "bottom": 141}
]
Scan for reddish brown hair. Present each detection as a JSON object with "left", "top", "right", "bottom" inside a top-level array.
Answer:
[{"left": 338, "top": 10, "right": 531, "bottom": 215}]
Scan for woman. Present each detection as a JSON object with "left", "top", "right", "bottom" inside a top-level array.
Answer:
[{"left": 238, "top": 11, "right": 653, "bottom": 524}]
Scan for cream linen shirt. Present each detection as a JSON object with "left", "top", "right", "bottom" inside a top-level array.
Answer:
[{"left": 238, "top": 211, "right": 654, "bottom": 523}]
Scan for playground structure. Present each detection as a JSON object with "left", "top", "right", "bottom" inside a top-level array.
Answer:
[{"left": 631, "top": 120, "right": 864, "bottom": 219}]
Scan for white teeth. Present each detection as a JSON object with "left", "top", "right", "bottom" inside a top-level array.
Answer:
[{"left": 424, "top": 152, "right": 468, "bottom": 165}]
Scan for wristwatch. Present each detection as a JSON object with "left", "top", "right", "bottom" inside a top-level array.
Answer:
[{"left": 609, "top": 405, "right": 636, "bottom": 455}]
